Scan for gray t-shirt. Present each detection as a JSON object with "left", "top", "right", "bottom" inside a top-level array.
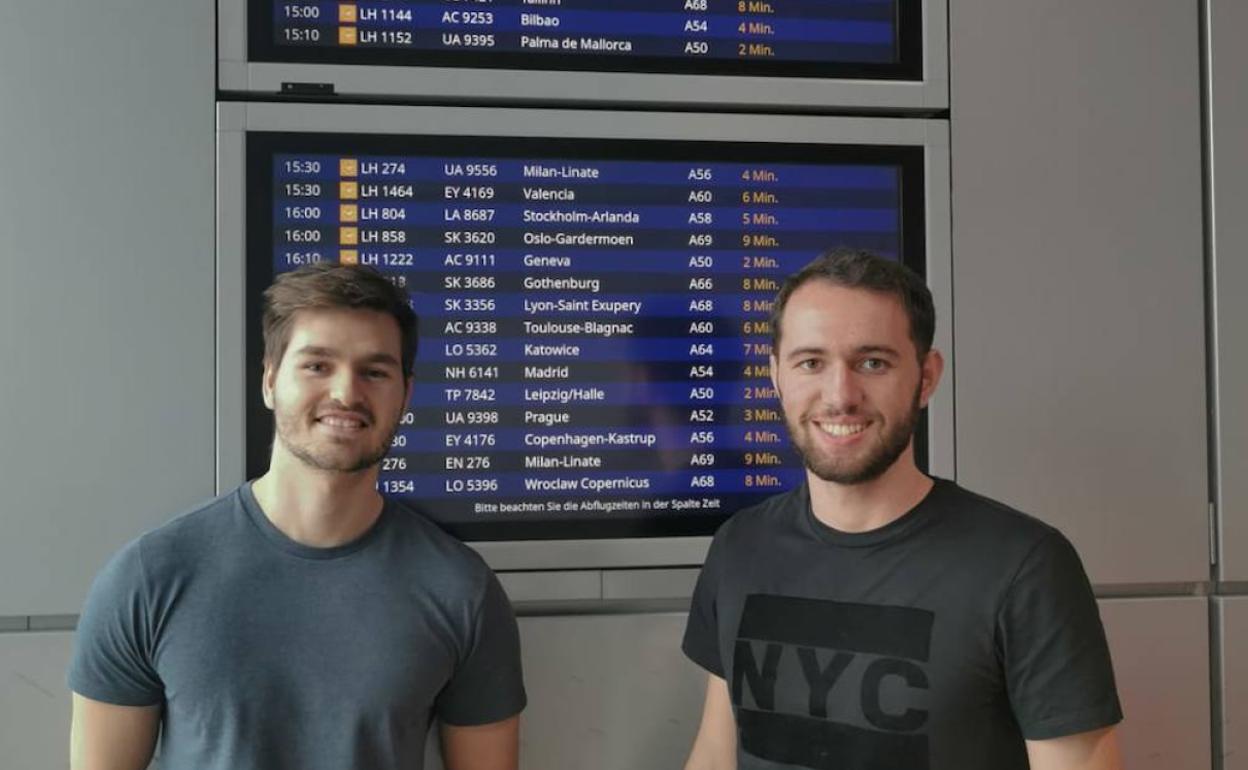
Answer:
[
  {"left": 683, "top": 478, "right": 1121, "bottom": 770},
  {"left": 69, "top": 483, "right": 526, "bottom": 770}
]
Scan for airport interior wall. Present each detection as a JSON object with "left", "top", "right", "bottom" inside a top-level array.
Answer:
[{"left": 1, "top": 0, "right": 1244, "bottom": 768}]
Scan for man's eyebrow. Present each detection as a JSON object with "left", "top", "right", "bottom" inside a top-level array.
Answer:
[
  {"left": 855, "top": 345, "right": 902, "bottom": 358},
  {"left": 782, "top": 344, "right": 903, "bottom": 362},
  {"left": 359, "top": 352, "right": 402, "bottom": 367},
  {"left": 783, "top": 346, "right": 826, "bottom": 361},
  {"left": 292, "top": 345, "right": 338, "bottom": 358},
  {"left": 292, "top": 346, "right": 400, "bottom": 367}
]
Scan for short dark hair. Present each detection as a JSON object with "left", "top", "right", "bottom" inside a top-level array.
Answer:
[
  {"left": 769, "top": 248, "right": 935, "bottom": 359},
  {"left": 262, "top": 264, "right": 418, "bottom": 377}
]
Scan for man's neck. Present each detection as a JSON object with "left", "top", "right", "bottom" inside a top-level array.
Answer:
[
  {"left": 251, "top": 454, "right": 384, "bottom": 548},
  {"left": 807, "top": 455, "right": 934, "bottom": 534}
]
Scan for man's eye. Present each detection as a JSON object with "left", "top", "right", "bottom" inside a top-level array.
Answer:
[
  {"left": 365, "top": 369, "right": 389, "bottom": 379},
  {"left": 303, "top": 362, "right": 327, "bottom": 373},
  {"left": 797, "top": 359, "right": 821, "bottom": 371},
  {"left": 860, "top": 358, "right": 888, "bottom": 372}
]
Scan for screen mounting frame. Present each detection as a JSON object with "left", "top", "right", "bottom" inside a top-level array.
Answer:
[
  {"left": 216, "top": 102, "right": 953, "bottom": 571},
  {"left": 217, "top": 0, "right": 948, "bottom": 112}
]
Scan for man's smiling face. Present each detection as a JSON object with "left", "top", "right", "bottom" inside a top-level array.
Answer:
[
  {"left": 770, "top": 281, "right": 937, "bottom": 485},
  {"left": 263, "top": 308, "right": 409, "bottom": 474}
]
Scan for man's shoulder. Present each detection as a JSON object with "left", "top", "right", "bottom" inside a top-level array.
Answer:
[
  {"left": 933, "top": 479, "right": 1062, "bottom": 545},
  {"left": 710, "top": 480, "right": 1067, "bottom": 560},
  {"left": 135, "top": 486, "right": 248, "bottom": 547},
  {"left": 129, "top": 486, "right": 248, "bottom": 559},
  {"left": 926, "top": 480, "right": 1086, "bottom": 582},
  {"left": 381, "top": 500, "right": 495, "bottom": 586},
  {"left": 80, "top": 488, "right": 248, "bottom": 608},
  {"left": 712, "top": 485, "right": 807, "bottom": 546}
]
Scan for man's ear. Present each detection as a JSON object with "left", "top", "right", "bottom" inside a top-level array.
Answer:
[
  {"left": 919, "top": 348, "right": 945, "bottom": 408},
  {"left": 261, "top": 361, "right": 277, "bottom": 411},
  {"left": 768, "top": 355, "right": 780, "bottom": 398}
]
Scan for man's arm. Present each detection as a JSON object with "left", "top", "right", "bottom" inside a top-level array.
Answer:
[
  {"left": 70, "top": 693, "right": 160, "bottom": 770},
  {"left": 684, "top": 674, "right": 737, "bottom": 770},
  {"left": 440, "top": 714, "right": 520, "bottom": 770},
  {"left": 1025, "top": 725, "right": 1123, "bottom": 770}
]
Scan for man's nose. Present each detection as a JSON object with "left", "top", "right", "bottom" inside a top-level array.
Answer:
[
  {"left": 820, "top": 361, "right": 862, "bottom": 411},
  {"left": 329, "top": 369, "right": 363, "bottom": 405}
]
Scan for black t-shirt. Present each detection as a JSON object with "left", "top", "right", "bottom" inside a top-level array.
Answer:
[{"left": 683, "top": 478, "right": 1122, "bottom": 770}]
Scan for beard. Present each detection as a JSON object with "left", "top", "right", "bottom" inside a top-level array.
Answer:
[
  {"left": 785, "top": 382, "right": 923, "bottom": 485},
  {"left": 273, "top": 401, "right": 398, "bottom": 474}
]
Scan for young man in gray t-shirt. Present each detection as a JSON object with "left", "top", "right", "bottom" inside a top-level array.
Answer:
[
  {"left": 682, "top": 250, "right": 1122, "bottom": 770},
  {"left": 69, "top": 264, "right": 525, "bottom": 770}
]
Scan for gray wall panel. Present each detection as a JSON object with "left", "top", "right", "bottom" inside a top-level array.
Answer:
[
  {"left": 1221, "top": 597, "right": 1248, "bottom": 770},
  {"left": 1210, "top": 0, "right": 1248, "bottom": 581},
  {"left": 0, "top": 632, "right": 75, "bottom": 770},
  {"left": 949, "top": 0, "right": 1209, "bottom": 584},
  {"left": 0, "top": 1, "right": 216, "bottom": 614},
  {"left": 513, "top": 613, "right": 703, "bottom": 770},
  {"left": 1100, "top": 597, "right": 1211, "bottom": 770}
]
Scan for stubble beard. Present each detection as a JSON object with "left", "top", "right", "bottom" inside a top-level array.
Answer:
[
  {"left": 786, "top": 383, "right": 923, "bottom": 485},
  {"left": 274, "top": 403, "right": 399, "bottom": 474}
]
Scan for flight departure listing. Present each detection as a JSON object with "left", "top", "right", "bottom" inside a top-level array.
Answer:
[
  {"left": 258, "top": 0, "right": 911, "bottom": 77},
  {"left": 255, "top": 137, "right": 917, "bottom": 539}
]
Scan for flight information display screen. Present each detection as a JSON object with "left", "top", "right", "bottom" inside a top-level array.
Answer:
[
  {"left": 246, "top": 132, "right": 925, "bottom": 540},
  {"left": 249, "top": 0, "right": 921, "bottom": 80}
]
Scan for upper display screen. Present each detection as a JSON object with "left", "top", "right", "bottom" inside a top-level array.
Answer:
[
  {"left": 246, "top": 132, "right": 925, "bottom": 541},
  {"left": 250, "top": 0, "right": 921, "bottom": 79}
]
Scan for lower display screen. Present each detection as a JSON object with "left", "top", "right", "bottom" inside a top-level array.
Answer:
[{"left": 246, "top": 132, "right": 926, "bottom": 539}]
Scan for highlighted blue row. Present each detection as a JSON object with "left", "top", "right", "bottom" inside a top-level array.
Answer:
[
  {"left": 409, "top": 293, "right": 780, "bottom": 318},
  {"left": 274, "top": 201, "right": 898, "bottom": 232},
  {"left": 275, "top": 156, "right": 901, "bottom": 189},
  {"left": 395, "top": 425, "right": 790, "bottom": 451},
  {"left": 383, "top": 468, "right": 806, "bottom": 498},
  {"left": 409, "top": 380, "right": 777, "bottom": 406},
  {"left": 424, "top": 336, "right": 773, "bottom": 362},
  {"left": 273, "top": 247, "right": 901, "bottom": 274},
  {"left": 278, "top": 6, "right": 893, "bottom": 44}
]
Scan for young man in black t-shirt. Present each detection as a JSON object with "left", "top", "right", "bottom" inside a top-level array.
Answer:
[{"left": 682, "top": 250, "right": 1123, "bottom": 770}]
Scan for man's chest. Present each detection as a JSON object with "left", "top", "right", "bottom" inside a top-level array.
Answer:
[
  {"left": 152, "top": 565, "right": 462, "bottom": 724},
  {"left": 717, "top": 557, "right": 1013, "bottom": 769}
]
